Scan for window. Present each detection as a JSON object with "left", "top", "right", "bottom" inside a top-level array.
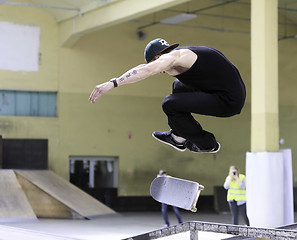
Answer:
[{"left": 0, "top": 90, "right": 57, "bottom": 117}]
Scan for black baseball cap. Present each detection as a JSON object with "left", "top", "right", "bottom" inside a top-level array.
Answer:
[{"left": 144, "top": 38, "right": 179, "bottom": 63}]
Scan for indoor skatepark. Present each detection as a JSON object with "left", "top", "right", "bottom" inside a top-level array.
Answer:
[{"left": 0, "top": 0, "right": 297, "bottom": 239}]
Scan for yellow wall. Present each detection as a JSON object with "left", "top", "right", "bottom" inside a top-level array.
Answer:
[
  {"left": 0, "top": 1, "right": 60, "bottom": 174},
  {"left": 0, "top": 1, "right": 58, "bottom": 90},
  {"left": 0, "top": 1, "right": 296, "bottom": 197}
]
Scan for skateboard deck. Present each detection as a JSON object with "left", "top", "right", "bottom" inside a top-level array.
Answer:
[{"left": 150, "top": 176, "right": 204, "bottom": 212}]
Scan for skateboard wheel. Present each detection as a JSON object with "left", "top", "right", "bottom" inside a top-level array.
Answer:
[
  {"left": 198, "top": 185, "right": 204, "bottom": 190},
  {"left": 190, "top": 206, "right": 197, "bottom": 212}
]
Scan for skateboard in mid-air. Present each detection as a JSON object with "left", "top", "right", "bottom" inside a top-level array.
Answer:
[{"left": 150, "top": 176, "right": 204, "bottom": 212}]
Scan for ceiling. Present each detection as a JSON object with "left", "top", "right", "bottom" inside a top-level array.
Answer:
[
  {"left": 1, "top": 0, "right": 297, "bottom": 39},
  {"left": 0, "top": 0, "right": 296, "bottom": 22},
  {"left": 132, "top": 0, "right": 297, "bottom": 39}
]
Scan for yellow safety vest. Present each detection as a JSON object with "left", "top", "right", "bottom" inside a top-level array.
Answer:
[{"left": 227, "top": 174, "right": 246, "bottom": 201}]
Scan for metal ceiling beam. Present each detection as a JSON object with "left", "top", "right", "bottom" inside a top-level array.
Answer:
[
  {"left": 132, "top": 18, "right": 250, "bottom": 34},
  {"left": 59, "top": 0, "right": 191, "bottom": 48}
]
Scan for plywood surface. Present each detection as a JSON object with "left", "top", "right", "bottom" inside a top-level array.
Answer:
[{"left": 15, "top": 170, "right": 115, "bottom": 218}]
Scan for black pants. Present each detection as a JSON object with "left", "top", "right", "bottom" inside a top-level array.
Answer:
[
  {"left": 228, "top": 201, "right": 250, "bottom": 226},
  {"left": 161, "top": 79, "right": 244, "bottom": 149}
]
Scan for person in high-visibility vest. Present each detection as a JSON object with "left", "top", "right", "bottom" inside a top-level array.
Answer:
[{"left": 224, "top": 166, "right": 250, "bottom": 226}]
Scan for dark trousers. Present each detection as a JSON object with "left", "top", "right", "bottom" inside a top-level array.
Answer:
[
  {"left": 161, "top": 79, "right": 244, "bottom": 149},
  {"left": 228, "top": 201, "right": 250, "bottom": 226},
  {"left": 161, "top": 203, "right": 183, "bottom": 226}
]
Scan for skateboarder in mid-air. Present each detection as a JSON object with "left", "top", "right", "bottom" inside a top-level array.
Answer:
[{"left": 89, "top": 38, "right": 246, "bottom": 153}]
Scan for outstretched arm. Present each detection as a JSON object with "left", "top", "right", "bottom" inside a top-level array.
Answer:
[{"left": 89, "top": 52, "right": 178, "bottom": 103}]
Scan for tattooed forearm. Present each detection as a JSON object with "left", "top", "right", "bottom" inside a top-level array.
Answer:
[
  {"left": 119, "top": 70, "right": 139, "bottom": 83},
  {"left": 125, "top": 73, "right": 131, "bottom": 78}
]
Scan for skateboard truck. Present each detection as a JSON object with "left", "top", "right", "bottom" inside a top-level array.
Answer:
[{"left": 190, "top": 184, "right": 204, "bottom": 212}]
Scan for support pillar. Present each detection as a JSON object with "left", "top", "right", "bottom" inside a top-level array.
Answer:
[
  {"left": 250, "top": 0, "right": 278, "bottom": 151},
  {"left": 247, "top": 0, "right": 293, "bottom": 228}
]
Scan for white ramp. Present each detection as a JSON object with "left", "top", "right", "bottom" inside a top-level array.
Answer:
[
  {"left": 15, "top": 170, "right": 116, "bottom": 219},
  {"left": 0, "top": 170, "right": 37, "bottom": 222}
]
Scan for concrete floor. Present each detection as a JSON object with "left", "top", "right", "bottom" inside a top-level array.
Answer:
[{"left": 0, "top": 211, "right": 246, "bottom": 240}]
